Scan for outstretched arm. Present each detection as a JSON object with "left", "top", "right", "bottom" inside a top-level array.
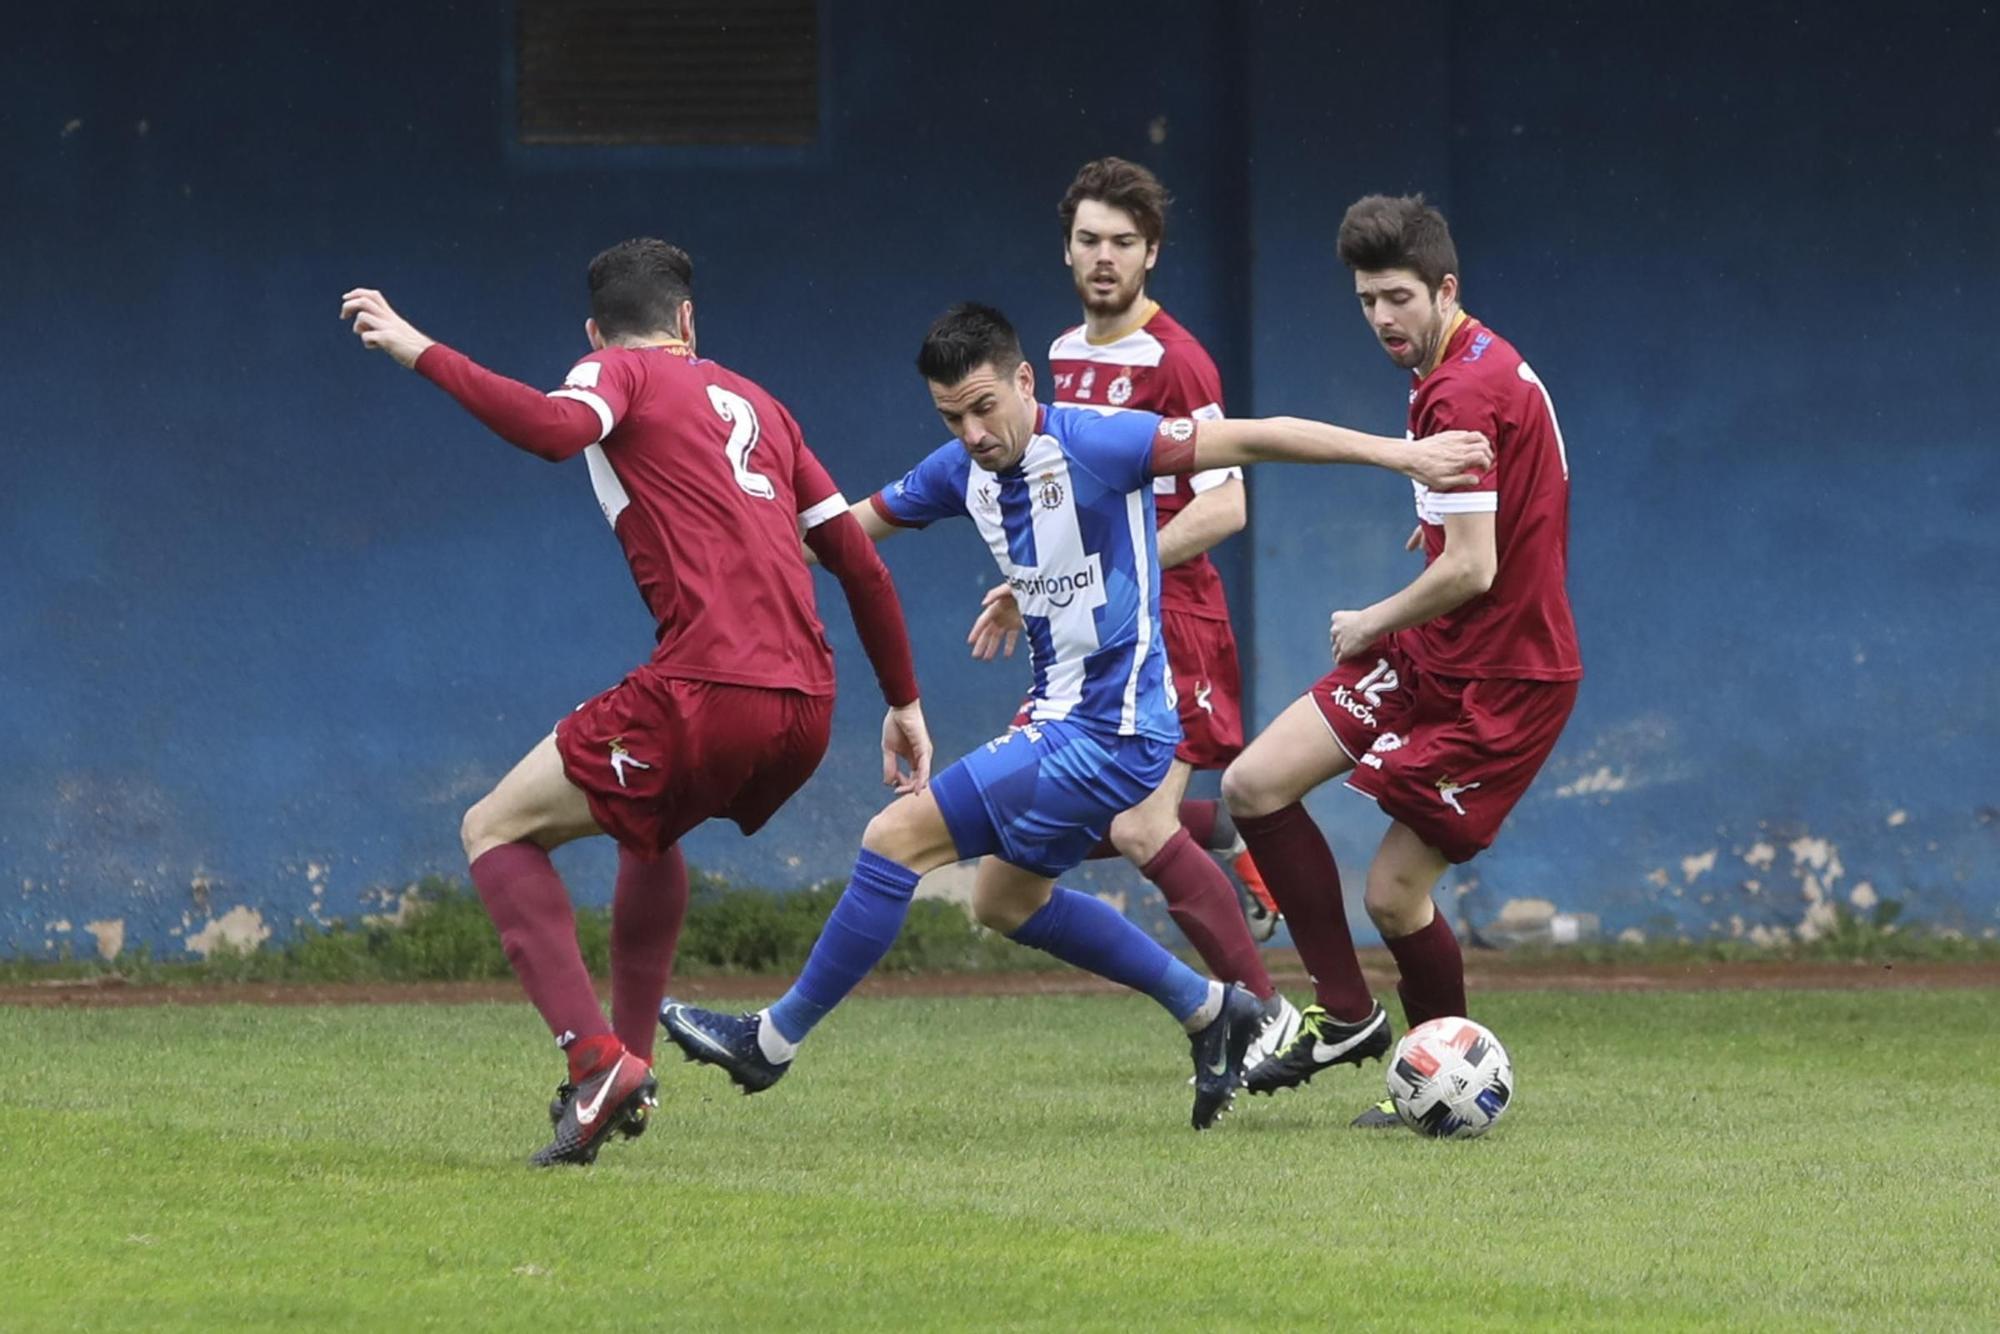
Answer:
[
  {"left": 1154, "top": 417, "right": 1492, "bottom": 491},
  {"left": 341, "top": 288, "right": 602, "bottom": 462}
]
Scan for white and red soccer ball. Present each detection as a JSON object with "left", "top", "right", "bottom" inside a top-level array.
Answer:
[{"left": 1386, "top": 1017, "right": 1514, "bottom": 1139}]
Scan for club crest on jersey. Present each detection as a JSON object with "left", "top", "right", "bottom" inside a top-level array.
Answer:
[
  {"left": 1037, "top": 473, "right": 1065, "bottom": 510},
  {"left": 1107, "top": 373, "right": 1133, "bottom": 406},
  {"left": 608, "top": 737, "right": 652, "bottom": 789}
]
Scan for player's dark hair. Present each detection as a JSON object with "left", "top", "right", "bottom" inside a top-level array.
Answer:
[
  {"left": 1336, "top": 194, "right": 1459, "bottom": 295},
  {"left": 916, "top": 303, "right": 1025, "bottom": 384},
  {"left": 1058, "top": 157, "right": 1170, "bottom": 249},
  {"left": 586, "top": 238, "right": 694, "bottom": 340}
]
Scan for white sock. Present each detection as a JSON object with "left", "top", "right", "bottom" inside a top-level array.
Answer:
[
  {"left": 755, "top": 1008, "right": 799, "bottom": 1064},
  {"left": 1182, "top": 980, "right": 1227, "bottom": 1033}
]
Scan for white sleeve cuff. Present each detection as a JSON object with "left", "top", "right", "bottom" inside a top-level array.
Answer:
[
  {"left": 1424, "top": 490, "right": 1499, "bottom": 514},
  {"left": 548, "top": 388, "right": 614, "bottom": 443},
  {"left": 1188, "top": 466, "right": 1243, "bottom": 494},
  {"left": 798, "top": 492, "right": 851, "bottom": 529},
  {"left": 1190, "top": 402, "right": 1224, "bottom": 422}
]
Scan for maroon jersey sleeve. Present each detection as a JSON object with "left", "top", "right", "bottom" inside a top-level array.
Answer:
[
  {"left": 547, "top": 349, "right": 644, "bottom": 443},
  {"left": 1160, "top": 340, "right": 1226, "bottom": 419},
  {"left": 1415, "top": 384, "right": 1502, "bottom": 500},
  {"left": 786, "top": 423, "right": 920, "bottom": 707},
  {"left": 414, "top": 344, "right": 609, "bottom": 461}
]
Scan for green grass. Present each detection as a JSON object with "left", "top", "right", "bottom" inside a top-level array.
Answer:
[{"left": 2, "top": 991, "right": 1996, "bottom": 1331}]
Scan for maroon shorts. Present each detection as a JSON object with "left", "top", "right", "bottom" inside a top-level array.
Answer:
[
  {"left": 554, "top": 669, "right": 833, "bottom": 859},
  {"left": 1309, "top": 635, "right": 1577, "bottom": 864},
  {"left": 1161, "top": 608, "right": 1245, "bottom": 769}
]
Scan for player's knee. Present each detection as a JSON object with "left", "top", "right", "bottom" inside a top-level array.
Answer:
[
  {"left": 459, "top": 798, "right": 509, "bottom": 864},
  {"left": 1109, "top": 810, "right": 1174, "bottom": 866},
  {"left": 1220, "top": 760, "right": 1281, "bottom": 820},
  {"left": 1363, "top": 875, "right": 1429, "bottom": 937},
  {"left": 972, "top": 881, "right": 1045, "bottom": 934}
]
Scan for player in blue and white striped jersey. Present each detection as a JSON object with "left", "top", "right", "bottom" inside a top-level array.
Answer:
[{"left": 662, "top": 304, "right": 1490, "bottom": 1130}]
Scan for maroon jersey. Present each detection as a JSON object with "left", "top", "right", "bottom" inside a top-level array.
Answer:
[
  {"left": 1048, "top": 305, "right": 1237, "bottom": 621},
  {"left": 1405, "top": 316, "right": 1582, "bottom": 681},
  {"left": 550, "top": 344, "right": 846, "bottom": 694}
]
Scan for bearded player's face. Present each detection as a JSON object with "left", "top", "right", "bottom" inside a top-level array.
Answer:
[
  {"left": 1065, "top": 199, "right": 1157, "bottom": 318},
  {"left": 1355, "top": 268, "right": 1457, "bottom": 371},
  {"left": 929, "top": 358, "right": 1039, "bottom": 473}
]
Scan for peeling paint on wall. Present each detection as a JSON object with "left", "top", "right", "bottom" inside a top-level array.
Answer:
[
  {"left": 83, "top": 919, "right": 125, "bottom": 960},
  {"left": 1555, "top": 767, "right": 1629, "bottom": 799},
  {"left": 184, "top": 906, "right": 271, "bottom": 957}
]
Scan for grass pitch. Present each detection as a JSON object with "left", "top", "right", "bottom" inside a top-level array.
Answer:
[{"left": 2, "top": 989, "right": 1995, "bottom": 1331}]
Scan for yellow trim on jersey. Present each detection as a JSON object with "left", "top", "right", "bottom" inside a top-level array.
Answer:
[
  {"left": 1084, "top": 298, "right": 1160, "bottom": 347},
  {"left": 1421, "top": 310, "right": 1473, "bottom": 378}
]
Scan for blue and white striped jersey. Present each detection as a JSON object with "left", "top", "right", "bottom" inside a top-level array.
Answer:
[{"left": 871, "top": 404, "right": 1180, "bottom": 744}]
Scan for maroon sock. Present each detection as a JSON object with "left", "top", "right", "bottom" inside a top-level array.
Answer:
[
  {"left": 1141, "top": 828, "right": 1274, "bottom": 1000},
  {"left": 609, "top": 844, "right": 689, "bottom": 1064},
  {"left": 1177, "top": 798, "right": 1221, "bottom": 850},
  {"left": 469, "top": 842, "right": 610, "bottom": 1049},
  {"left": 1383, "top": 905, "right": 1467, "bottom": 1027},
  {"left": 1233, "top": 803, "right": 1373, "bottom": 1020}
]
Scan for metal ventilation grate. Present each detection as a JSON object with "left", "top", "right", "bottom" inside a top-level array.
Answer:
[{"left": 516, "top": 0, "right": 818, "bottom": 146}]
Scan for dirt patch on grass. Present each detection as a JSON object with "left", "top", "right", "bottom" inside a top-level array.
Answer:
[{"left": 3, "top": 952, "right": 1994, "bottom": 1008}]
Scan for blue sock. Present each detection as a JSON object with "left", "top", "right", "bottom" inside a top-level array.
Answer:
[
  {"left": 1008, "top": 887, "right": 1211, "bottom": 1022},
  {"left": 766, "top": 849, "right": 920, "bottom": 1043}
]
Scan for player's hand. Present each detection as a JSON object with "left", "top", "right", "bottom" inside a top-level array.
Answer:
[
  {"left": 340, "top": 288, "right": 437, "bottom": 369},
  {"left": 882, "top": 700, "right": 933, "bottom": 794},
  {"left": 1329, "top": 609, "right": 1378, "bottom": 662},
  {"left": 966, "top": 583, "right": 1023, "bottom": 661},
  {"left": 1405, "top": 524, "right": 1424, "bottom": 552},
  {"left": 1405, "top": 430, "right": 1492, "bottom": 491}
]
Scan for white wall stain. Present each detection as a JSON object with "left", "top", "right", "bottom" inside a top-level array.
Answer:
[
  {"left": 1645, "top": 868, "right": 1670, "bottom": 888},
  {"left": 1681, "top": 850, "right": 1717, "bottom": 884},
  {"left": 361, "top": 885, "right": 424, "bottom": 929},
  {"left": 1618, "top": 927, "right": 1646, "bottom": 945},
  {"left": 184, "top": 906, "right": 271, "bottom": 957},
  {"left": 1850, "top": 881, "right": 1879, "bottom": 911},
  {"left": 1743, "top": 842, "right": 1777, "bottom": 870},
  {"left": 45, "top": 918, "right": 72, "bottom": 933},
  {"left": 1886, "top": 809, "right": 1909, "bottom": 827},
  {"left": 1554, "top": 766, "right": 1628, "bottom": 799},
  {"left": 84, "top": 919, "right": 125, "bottom": 960},
  {"left": 1093, "top": 889, "right": 1129, "bottom": 915}
]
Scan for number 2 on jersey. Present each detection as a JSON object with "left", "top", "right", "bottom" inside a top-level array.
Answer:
[{"left": 706, "top": 385, "right": 777, "bottom": 500}]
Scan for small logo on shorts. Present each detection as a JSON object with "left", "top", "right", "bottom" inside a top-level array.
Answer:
[
  {"left": 609, "top": 737, "right": 652, "bottom": 789},
  {"left": 1435, "top": 777, "right": 1482, "bottom": 816},
  {"left": 1195, "top": 681, "right": 1213, "bottom": 715}
]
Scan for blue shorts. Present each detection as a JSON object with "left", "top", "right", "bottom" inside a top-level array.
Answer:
[{"left": 929, "top": 720, "right": 1175, "bottom": 878}]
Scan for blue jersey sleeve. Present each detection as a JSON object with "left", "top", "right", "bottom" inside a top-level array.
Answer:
[
  {"left": 1057, "top": 406, "right": 1163, "bottom": 494},
  {"left": 873, "top": 439, "right": 969, "bottom": 528}
]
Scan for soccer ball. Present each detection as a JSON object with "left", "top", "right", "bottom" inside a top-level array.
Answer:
[{"left": 1385, "top": 1017, "right": 1514, "bottom": 1139}]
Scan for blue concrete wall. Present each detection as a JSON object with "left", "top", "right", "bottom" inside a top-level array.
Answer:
[{"left": 4, "top": 1, "right": 1994, "bottom": 958}]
